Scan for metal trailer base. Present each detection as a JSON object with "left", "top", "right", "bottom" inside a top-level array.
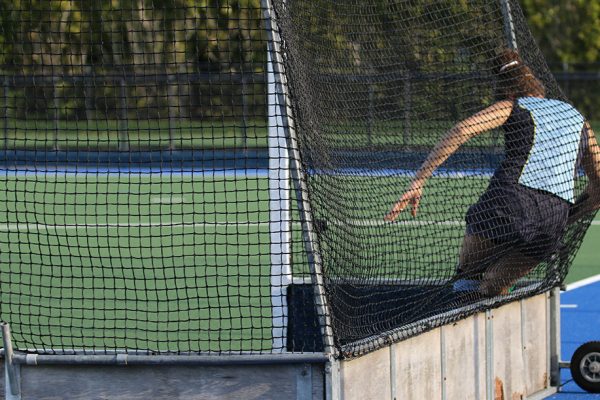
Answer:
[{"left": 0, "top": 291, "right": 559, "bottom": 400}]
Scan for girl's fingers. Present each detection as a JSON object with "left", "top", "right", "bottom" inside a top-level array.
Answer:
[
  {"left": 411, "top": 198, "right": 420, "bottom": 217},
  {"left": 386, "top": 187, "right": 423, "bottom": 221},
  {"left": 385, "top": 196, "right": 413, "bottom": 221},
  {"left": 385, "top": 201, "right": 404, "bottom": 221}
]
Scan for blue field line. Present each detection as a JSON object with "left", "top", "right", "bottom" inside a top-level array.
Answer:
[
  {"left": 545, "top": 276, "right": 600, "bottom": 399},
  {"left": 0, "top": 167, "right": 271, "bottom": 178},
  {"left": 0, "top": 166, "right": 495, "bottom": 178}
]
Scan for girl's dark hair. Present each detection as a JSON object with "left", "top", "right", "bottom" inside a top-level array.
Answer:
[{"left": 494, "top": 49, "right": 545, "bottom": 100}]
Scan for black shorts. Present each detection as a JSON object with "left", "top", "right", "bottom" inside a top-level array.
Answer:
[{"left": 465, "top": 183, "right": 569, "bottom": 261}]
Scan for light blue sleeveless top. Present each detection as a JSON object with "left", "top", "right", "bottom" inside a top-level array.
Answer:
[{"left": 516, "top": 97, "right": 585, "bottom": 203}]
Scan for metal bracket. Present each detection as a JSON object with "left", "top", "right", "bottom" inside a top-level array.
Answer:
[
  {"left": 485, "top": 309, "right": 494, "bottom": 400},
  {"left": 325, "top": 358, "right": 341, "bottom": 400}
]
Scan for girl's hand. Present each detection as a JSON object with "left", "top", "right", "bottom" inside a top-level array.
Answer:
[{"left": 384, "top": 182, "right": 423, "bottom": 221}]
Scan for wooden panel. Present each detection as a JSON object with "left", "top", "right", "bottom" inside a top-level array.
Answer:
[
  {"left": 393, "top": 329, "right": 442, "bottom": 400},
  {"left": 521, "top": 294, "right": 550, "bottom": 396},
  {"left": 444, "top": 314, "right": 486, "bottom": 400},
  {"left": 311, "top": 364, "right": 325, "bottom": 400},
  {"left": 492, "top": 301, "right": 526, "bottom": 400},
  {"left": 18, "top": 364, "right": 324, "bottom": 400},
  {"left": 341, "top": 348, "right": 391, "bottom": 400}
]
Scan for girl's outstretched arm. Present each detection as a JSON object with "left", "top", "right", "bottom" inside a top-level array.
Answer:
[{"left": 385, "top": 100, "right": 513, "bottom": 221}]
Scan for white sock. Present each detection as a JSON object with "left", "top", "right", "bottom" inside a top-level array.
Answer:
[{"left": 453, "top": 279, "right": 480, "bottom": 292}]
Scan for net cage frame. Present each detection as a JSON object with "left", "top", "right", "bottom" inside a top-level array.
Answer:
[
  {"left": 264, "top": 0, "right": 596, "bottom": 360},
  {"left": 0, "top": 0, "right": 595, "bottom": 367}
]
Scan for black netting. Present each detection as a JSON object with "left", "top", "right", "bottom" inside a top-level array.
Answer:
[
  {"left": 270, "top": 0, "right": 598, "bottom": 357},
  {"left": 0, "top": 1, "right": 287, "bottom": 355}
]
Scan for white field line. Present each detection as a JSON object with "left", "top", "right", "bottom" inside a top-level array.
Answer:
[
  {"left": 560, "top": 304, "right": 578, "bottom": 309},
  {"left": 1, "top": 219, "right": 598, "bottom": 232},
  {"left": 565, "top": 273, "right": 600, "bottom": 292},
  {"left": 0, "top": 221, "right": 266, "bottom": 231},
  {"left": 0, "top": 219, "right": 466, "bottom": 231}
]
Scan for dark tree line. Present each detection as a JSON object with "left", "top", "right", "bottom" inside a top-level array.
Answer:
[{"left": 0, "top": 0, "right": 597, "bottom": 123}]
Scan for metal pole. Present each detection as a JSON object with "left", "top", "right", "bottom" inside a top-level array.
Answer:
[
  {"left": 241, "top": 73, "right": 249, "bottom": 150},
  {"left": 549, "top": 287, "right": 561, "bottom": 387},
  {"left": 440, "top": 326, "right": 447, "bottom": 400},
  {"left": 263, "top": 0, "right": 336, "bottom": 356},
  {"left": 3, "top": 76, "right": 8, "bottom": 150},
  {"left": 11, "top": 352, "right": 328, "bottom": 366},
  {"left": 84, "top": 66, "right": 94, "bottom": 122},
  {"left": 403, "top": 71, "right": 411, "bottom": 147},
  {"left": 2, "top": 323, "right": 21, "bottom": 399},
  {"left": 167, "top": 72, "right": 176, "bottom": 150},
  {"left": 367, "top": 84, "right": 374, "bottom": 146},
  {"left": 325, "top": 357, "right": 341, "bottom": 400},
  {"left": 267, "top": 43, "right": 293, "bottom": 352},
  {"left": 485, "top": 309, "right": 494, "bottom": 400},
  {"left": 119, "top": 77, "right": 129, "bottom": 151},
  {"left": 499, "top": 0, "right": 518, "bottom": 50},
  {"left": 53, "top": 78, "right": 60, "bottom": 150}
]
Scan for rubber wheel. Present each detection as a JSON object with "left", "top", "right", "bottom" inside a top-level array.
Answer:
[{"left": 570, "top": 341, "right": 600, "bottom": 393}]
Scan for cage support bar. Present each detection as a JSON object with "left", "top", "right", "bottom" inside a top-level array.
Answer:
[
  {"left": 325, "top": 358, "right": 341, "bottom": 400},
  {"left": 9, "top": 353, "right": 328, "bottom": 366},
  {"left": 485, "top": 310, "right": 494, "bottom": 400},
  {"left": 499, "top": 0, "right": 518, "bottom": 50},
  {"left": 474, "top": 314, "right": 482, "bottom": 400},
  {"left": 262, "top": 0, "right": 336, "bottom": 356},
  {"left": 549, "top": 287, "right": 561, "bottom": 387},
  {"left": 2, "top": 77, "right": 8, "bottom": 149},
  {"left": 267, "top": 33, "right": 293, "bottom": 352},
  {"left": 440, "top": 326, "right": 447, "bottom": 400},
  {"left": 389, "top": 344, "right": 397, "bottom": 400},
  {"left": 2, "top": 324, "right": 21, "bottom": 399}
]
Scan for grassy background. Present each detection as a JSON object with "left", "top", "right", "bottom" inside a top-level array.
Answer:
[
  {"left": 0, "top": 173, "right": 487, "bottom": 352},
  {"left": 1, "top": 119, "right": 598, "bottom": 150},
  {"left": 1, "top": 170, "right": 595, "bottom": 353},
  {"left": 0, "top": 174, "right": 275, "bottom": 352},
  {"left": 565, "top": 217, "right": 600, "bottom": 285}
]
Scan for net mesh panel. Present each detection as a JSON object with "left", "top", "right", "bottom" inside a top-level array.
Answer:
[
  {"left": 270, "top": 0, "right": 597, "bottom": 357},
  {"left": 0, "top": 1, "right": 295, "bottom": 354}
]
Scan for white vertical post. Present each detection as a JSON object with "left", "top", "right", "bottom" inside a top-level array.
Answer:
[
  {"left": 263, "top": 0, "right": 335, "bottom": 356},
  {"left": 268, "top": 44, "right": 292, "bottom": 352}
]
